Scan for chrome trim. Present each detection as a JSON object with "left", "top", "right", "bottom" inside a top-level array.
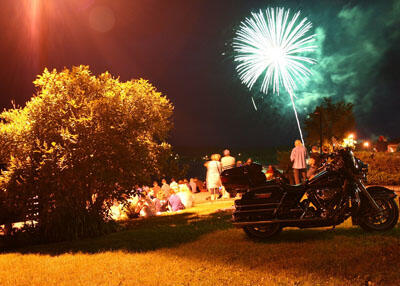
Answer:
[
  {"left": 233, "top": 218, "right": 325, "bottom": 227},
  {"left": 357, "top": 180, "right": 382, "bottom": 212}
]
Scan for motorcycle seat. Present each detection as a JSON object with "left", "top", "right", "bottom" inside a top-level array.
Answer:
[{"left": 283, "top": 182, "right": 307, "bottom": 192}]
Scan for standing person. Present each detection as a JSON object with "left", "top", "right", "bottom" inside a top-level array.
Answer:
[
  {"left": 290, "top": 139, "right": 307, "bottom": 185},
  {"left": 221, "top": 149, "right": 236, "bottom": 171},
  {"left": 204, "top": 153, "right": 222, "bottom": 200}
]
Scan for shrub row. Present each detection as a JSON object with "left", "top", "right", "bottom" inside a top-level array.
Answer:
[
  {"left": 354, "top": 151, "right": 400, "bottom": 185},
  {"left": 277, "top": 150, "right": 400, "bottom": 186}
]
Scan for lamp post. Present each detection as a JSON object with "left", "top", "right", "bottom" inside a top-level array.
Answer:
[{"left": 314, "top": 108, "right": 323, "bottom": 154}]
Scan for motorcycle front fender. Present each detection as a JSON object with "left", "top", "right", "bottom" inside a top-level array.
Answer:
[
  {"left": 352, "top": 185, "right": 396, "bottom": 225},
  {"left": 366, "top": 186, "right": 397, "bottom": 200}
]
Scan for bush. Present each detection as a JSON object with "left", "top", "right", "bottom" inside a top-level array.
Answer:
[
  {"left": 354, "top": 151, "right": 400, "bottom": 185},
  {"left": 277, "top": 150, "right": 400, "bottom": 186},
  {"left": 0, "top": 66, "right": 174, "bottom": 241}
]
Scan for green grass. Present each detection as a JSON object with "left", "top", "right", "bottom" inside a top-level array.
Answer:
[{"left": 1, "top": 200, "right": 400, "bottom": 285}]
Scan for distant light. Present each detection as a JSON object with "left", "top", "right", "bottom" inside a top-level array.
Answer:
[
  {"left": 342, "top": 133, "right": 357, "bottom": 148},
  {"left": 363, "top": 141, "right": 370, "bottom": 148}
]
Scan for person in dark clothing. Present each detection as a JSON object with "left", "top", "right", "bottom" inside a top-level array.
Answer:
[
  {"left": 376, "top": 136, "right": 388, "bottom": 152},
  {"left": 309, "top": 146, "right": 322, "bottom": 168}
]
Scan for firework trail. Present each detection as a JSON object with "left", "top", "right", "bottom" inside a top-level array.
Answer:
[{"left": 233, "top": 7, "right": 316, "bottom": 144}]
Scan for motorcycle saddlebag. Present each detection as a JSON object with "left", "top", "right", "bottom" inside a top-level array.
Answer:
[{"left": 221, "top": 163, "right": 266, "bottom": 195}]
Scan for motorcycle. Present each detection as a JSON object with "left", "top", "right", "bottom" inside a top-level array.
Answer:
[{"left": 221, "top": 147, "right": 399, "bottom": 239}]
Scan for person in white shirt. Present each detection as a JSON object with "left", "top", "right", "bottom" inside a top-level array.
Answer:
[
  {"left": 221, "top": 149, "right": 235, "bottom": 171},
  {"left": 204, "top": 153, "right": 222, "bottom": 200},
  {"left": 290, "top": 140, "right": 308, "bottom": 184}
]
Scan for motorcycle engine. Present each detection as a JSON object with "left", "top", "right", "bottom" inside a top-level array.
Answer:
[{"left": 316, "top": 187, "right": 341, "bottom": 201}]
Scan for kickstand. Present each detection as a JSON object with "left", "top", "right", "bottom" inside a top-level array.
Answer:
[{"left": 331, "top": 225, "right": 336, "bottom": 230}]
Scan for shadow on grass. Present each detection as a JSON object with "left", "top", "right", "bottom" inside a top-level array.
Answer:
[
  {"left": 2, "top": 210, "right": 232, "bottom": 255},
  {"left": 251, "top": 224, "right": 400, "bottom": 244},
  {"left": 166, "top": 224, "right": 400, "bottom": 285},
  {"left": 3, "top": 209, "right": 400, "bottom": 257}
]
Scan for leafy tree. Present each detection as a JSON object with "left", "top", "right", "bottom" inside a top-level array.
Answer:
[
  {"left": 304, "top": 98, "right": 355, "bottom": 146},
  {"left": 0, "top": 66, "right": 174, "bottom": 241}
]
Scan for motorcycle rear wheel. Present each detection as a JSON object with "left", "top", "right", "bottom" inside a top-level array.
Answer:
[
  {"left": 359, "top": 198, "right": 399, "bottom": 232},
  {"left": 243, "top": 223, "right": 281, "bottom": 240}
]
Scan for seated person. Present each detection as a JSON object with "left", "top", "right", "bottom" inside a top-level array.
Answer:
[
  {"left": 135, "top": 194, "right": 156, "bottom": 218},
  {"left": 265, "top": 165, "right": 275, "bottom": 180},
  {"left": 307, "top": 158, "right": 318, "bottom": 179},
  {"left": 177, "top": 180, "right": 194, "bottom": 208},
  {"left": 156, "top": 187, "right": 169, "bottom": 213},
  {"left": 189, "top": 178, "right": 197, "bottom": 193},
  {"left": 168, "top": 189, "right": 185, "bottom": 212}
]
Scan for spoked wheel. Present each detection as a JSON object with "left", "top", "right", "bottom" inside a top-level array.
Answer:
[
  {"left": 243, "top": 223, "right": 281, "bottom": 240},
  {"left": 359, "top": 198, "right": 399, "bottom": 232}
]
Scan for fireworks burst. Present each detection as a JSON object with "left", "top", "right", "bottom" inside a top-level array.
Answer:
[{"left": 233, "top": 7, "right": 317, "bottom": 144}]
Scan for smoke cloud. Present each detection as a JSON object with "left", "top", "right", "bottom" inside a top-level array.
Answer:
[{"left": 251, "top": 0, "right": 400, "bottom": 139}]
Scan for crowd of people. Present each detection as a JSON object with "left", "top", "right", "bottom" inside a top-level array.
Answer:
[
  {"left": 111, "top": 178, "right": 205, "bottom": 220},
  {"left": 289, "top": 139, "right": 328, "bottom": 184},
  {"left": 203, "top": 149, "right": 254, "bottom": 200},
  {"left": 289, "top": 135, "right": 398, "bottom": 185},
  {"left": 112, "top": 136, "right": 396, "bottom": 220},
  {"left": 202, "top": 144, "right": 317, "bottom": 195}
]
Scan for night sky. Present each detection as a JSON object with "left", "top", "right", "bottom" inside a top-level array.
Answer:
[{"left": 0, "top": 0, "right": 399, "bottom": 148}]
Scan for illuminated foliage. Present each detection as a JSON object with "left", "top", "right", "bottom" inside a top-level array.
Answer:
[
  {"left": 355, "top": 152, "right": 400, "bottom": 185},
  {"left": 0, "top": 66, "right": 174, "bottom": 241}
]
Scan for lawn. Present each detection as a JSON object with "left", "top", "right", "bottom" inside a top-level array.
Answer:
[{"left": 0, "top": 200, "right": 399, "bottom": 286}]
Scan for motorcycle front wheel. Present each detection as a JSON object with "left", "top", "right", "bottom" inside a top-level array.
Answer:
[
  {"left": 359, "top": 198, "right": 399, "bottom": 232},
  {"left": 243, "top": 223, "right": 281, "bottom": 240}
]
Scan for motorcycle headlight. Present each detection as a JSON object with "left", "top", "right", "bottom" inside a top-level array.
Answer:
[
  {"left": 353, "top": 156, "right": 368, "bottom": 182},
  {"left": 349, "top": 150, "right": 358, "bottom": 169}
]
